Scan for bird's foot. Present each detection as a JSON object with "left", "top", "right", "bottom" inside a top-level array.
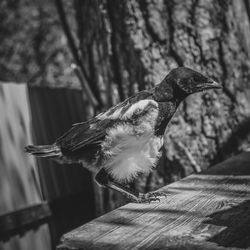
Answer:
[
  {"left": 132, "top": 191, "right": 166, "bottom": 203},
  {"left": 95, "top": 170, "right": 167, "bottom": 204}
]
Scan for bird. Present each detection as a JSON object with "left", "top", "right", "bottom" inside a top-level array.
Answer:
[{"left": 25, "top": 67, "right": 222, "bottom": 203}]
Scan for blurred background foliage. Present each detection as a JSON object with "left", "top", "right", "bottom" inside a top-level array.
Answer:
[{"left": 1, "top": 0, "right": 250, "bottom": 249}]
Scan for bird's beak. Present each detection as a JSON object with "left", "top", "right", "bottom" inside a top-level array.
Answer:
[{"left": 204, "top": 79, "right": 222, "bottom": 90}]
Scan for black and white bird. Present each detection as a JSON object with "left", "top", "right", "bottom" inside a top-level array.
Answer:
[{"left": 25, "top": 67, "right": 221, "bottom": 203}]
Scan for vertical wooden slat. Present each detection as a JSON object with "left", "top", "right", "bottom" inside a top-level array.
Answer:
[{"left": 0, "top": 83, "right": 51, "bottom": 250}]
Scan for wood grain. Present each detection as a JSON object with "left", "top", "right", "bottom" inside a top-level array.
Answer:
[
  {"left": 0, "top": 83, "right": 51, "bottom": 250},
  {"left": 58, "top": 152, "right": 250, "bottom": 250}
]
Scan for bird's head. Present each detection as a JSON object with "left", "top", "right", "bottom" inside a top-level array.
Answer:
[
  {"left": 169, "top": 67, "right": 222, "bottom": 97},
  {"left": 154, "top": 67, "right": 222, "bottom": 102}
]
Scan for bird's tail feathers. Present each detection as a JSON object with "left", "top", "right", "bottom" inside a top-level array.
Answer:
[{"left": 25, "top": 144, "right": 62, "bottom": 158}]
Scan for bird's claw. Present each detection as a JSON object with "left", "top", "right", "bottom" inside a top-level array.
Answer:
[
  {"left": 135, "top": 191, "right": 167, "bottom": 203},
  {"left": 148, "top": 191, "right": 167, "bottom": 198}
]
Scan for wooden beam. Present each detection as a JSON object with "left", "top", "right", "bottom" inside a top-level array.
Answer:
[
  {"left": 0, "top": 202, "right": 51, "bottom": 241},
  {"left": 57, "top": 152, "right": 250, "bottom": 249}
]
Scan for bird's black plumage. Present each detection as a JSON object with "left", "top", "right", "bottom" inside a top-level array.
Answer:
[
  {"left": 25, "top": 67, "right": 221, "bottom": 203},
  {"left": 56, "top": 89, "right": 153, "bottom": 151}
]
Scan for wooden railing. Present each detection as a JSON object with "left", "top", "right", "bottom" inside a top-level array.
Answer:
[
  {"left": 57, "top": 152, "right": 250, "bottom": 250},
  {"left": 0, "top": 202, "right": 51, "bottom": 241}
]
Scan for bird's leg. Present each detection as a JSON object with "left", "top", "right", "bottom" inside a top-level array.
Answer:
[
  {"left": 95, "top": 169, "right": 166, "bottom": 203},
  {"left": 95, "top": 168, "right": 140, "bottom": 201}
]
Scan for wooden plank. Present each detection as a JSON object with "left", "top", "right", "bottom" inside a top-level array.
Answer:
[
  {"left": 57, "top": 152, "right": 250, "bottom": 250},
  {"left": 0, "top": 202, "right": 51, "bottom": 240},
  {"left": 0, "top": 83, "right": 51, "bottom": 250}
]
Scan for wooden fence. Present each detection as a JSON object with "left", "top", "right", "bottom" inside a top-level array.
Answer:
[
  {"left": 0, "top": 84, "right": 97, "bottom": 249},
  {"left": 0, "top": 83, "right": 51, "bottom": 250}
]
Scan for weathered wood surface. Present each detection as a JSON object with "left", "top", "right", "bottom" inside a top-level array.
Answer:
[
  {"left": 58, "top": 152, "right": 250, "bottom": 250},
  {"left": 0, "top": 83, "right": 51, "bottom": 250}
]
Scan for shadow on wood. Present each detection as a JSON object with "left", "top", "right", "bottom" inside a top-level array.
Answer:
[{"left": 206, "top": 199, "right": 250, "bottom": 248}]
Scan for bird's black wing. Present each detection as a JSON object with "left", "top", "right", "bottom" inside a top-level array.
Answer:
[{"left": 56, "top": 90, "right": 154, "bottom": 151}]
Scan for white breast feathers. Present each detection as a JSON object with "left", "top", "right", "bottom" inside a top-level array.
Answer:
[{"left": 102, "top": 124, "right": 163, "bottom": 183}]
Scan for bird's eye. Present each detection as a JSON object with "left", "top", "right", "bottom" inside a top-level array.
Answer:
[
  {"left": 193, "top": 75, "right": 202, "bottom": 82},
  {"left": 193, "top": 76, "right": 199, "bottom": 82},
  {"left": 188, "top": 77, "right": 194, "bottom": 84}
]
